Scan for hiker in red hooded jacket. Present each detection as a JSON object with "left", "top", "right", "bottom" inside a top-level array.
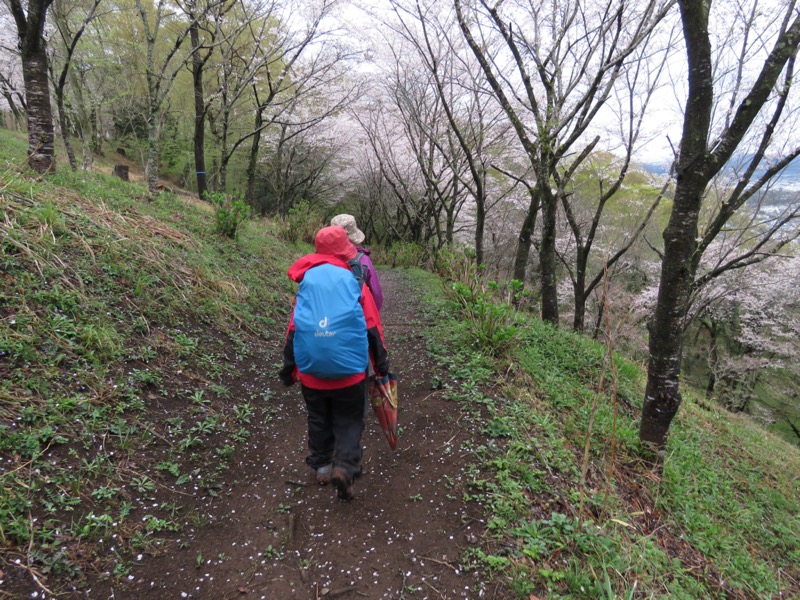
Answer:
[{"left": 279, "top": 225, "right": 389, "bottom": 501}]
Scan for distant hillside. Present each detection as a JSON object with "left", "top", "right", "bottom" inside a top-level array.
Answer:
[{"left": 642, "top": 155, "right": 800, "bottom": 191}]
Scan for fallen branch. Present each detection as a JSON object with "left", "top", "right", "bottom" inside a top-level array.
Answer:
[
  {"left": 418, "top": 556, "right": 458, "bottom": 572},
  {"left": 285, "top": 479, "right": 312, "bottom": 487}
]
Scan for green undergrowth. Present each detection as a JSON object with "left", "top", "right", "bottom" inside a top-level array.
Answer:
[
  {"left": 407, "top": 268, "right": 800, "bottom": 599},
  {"left": 1, "top": 144, "right": 303, "bottom": 590}
]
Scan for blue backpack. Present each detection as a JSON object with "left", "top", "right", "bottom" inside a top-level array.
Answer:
[{"left": 293, "top": 263, "right": 368, "bottom": 379}]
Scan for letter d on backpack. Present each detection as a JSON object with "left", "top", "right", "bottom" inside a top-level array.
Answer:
[{"left": 319, "top": 316, "right": 328, "bottom": 328}]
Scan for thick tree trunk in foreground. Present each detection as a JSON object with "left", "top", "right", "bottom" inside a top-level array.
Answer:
[
  {"left": 640, "top": 188, "right": 702, "bottom": 447},
  {"left": 640, "top": 0, "right": 800, "bottom": 451},
  {"left": 640, "top": 0, "right": 712, "bottom": 450},
  {"left": 21, "top": 47, "right": 55, "bottom": 174},
  {"left": 10, "top": 0, "right": 56, "bottom": 174}
]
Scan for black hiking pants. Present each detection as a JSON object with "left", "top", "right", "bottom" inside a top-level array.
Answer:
[{"left": 301, "top": 381, "right": 366, "bottom": 478}]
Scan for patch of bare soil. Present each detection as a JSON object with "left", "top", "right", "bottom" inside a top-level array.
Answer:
[{"left": 84, "top": 270, "right": 503, "bottom": 599}]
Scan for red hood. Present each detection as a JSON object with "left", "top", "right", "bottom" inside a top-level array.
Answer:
[{"left": 287, "top": 253, "right": 351, "bottom": 283}]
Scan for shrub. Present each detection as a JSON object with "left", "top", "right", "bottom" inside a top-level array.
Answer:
[
  {"left": 434, "top": 244, "right": 481, "bottom": 285},
  {"left": 435, "top": 246, "right": 529, "bottom": 358},
  {"left": 386, "top": 241, "right": 424, "bottom": 268},
  {"left": 279, "top": 200, "right": 324, "bottom": 244},
  {"left": 207, "top": 192, "right": 251, "bottom": 239},
  {"left": 448, "top": 281, "right": 525, "bottom": 358}
]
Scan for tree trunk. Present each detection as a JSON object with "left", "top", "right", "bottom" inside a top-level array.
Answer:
[
  {"left": 90, "top": 106, "right": 102, "bottom": 156},
  {"left": 80, "top": 128, "right": 93, "bottom": 170},
  {"left": 145, "top": 114, "right": 160, "bottom": 193},
  {"left": 246, "top": 107, "right": 264, "bottom": 207},
  {"left": 2, "top": 91, "right": 24, "bottom": 128},
  {"left": 10, "top": 0, "right": 56, "bottom": 174},
  {"left": 591, "top": 298, "right": 604, "bottom": 340},
  {"left": 474, "top": 190, "right": 485, "bottom": 266},
  {"left": 573, "top": 284, "right": 586, "bottom": 333},
  {"left": 218, "top": 107, "right": 230, "bottom": 192},
  {"left": 539, "top": 185, "right": 559, "bottom": 324},
  {"left": 55, "top": 87, "right": 78, "bottom": 171},
  {"left": 703, "top": 320, "right": 718, "bottom": 399},
  {"left": 69, "top": 70, "right": 92, "bottom": 170},
  {"left": 639, "top": 0, "right": 715, "bottom": 451},
  {"left": 640, "top": 183, "right": 704, "bottom": 449},
  {"left": 511, "top": 188, "right": 539, "bottom": 283},
  {"left": 446, "top": 178, "right": 456, "bottom": 244},
  {"left": 190, "top": 19, "right": 208, "bottom": 200},
  {"left": 21, "top": 46, "right": 55, "bottom": 174}
]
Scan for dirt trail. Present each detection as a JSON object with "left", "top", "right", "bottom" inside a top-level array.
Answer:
[{"left": 97, "top": 270, "right": 495, "bottom": 599}]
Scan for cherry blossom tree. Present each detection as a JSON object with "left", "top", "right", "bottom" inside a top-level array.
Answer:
[
  {"left": 454, "top": 0, "right": 674, "bottom": 324},
  {"left": 0, "top": 24, "right": 26, "bottom": 128}
]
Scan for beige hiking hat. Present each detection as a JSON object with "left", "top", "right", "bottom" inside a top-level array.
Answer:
[{"left": 330, "top": 214, "right": 365, "bottom": 245}]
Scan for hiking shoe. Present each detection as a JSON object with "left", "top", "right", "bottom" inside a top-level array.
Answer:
[
  {"left": 331, "top": 467, "right": 354, "bottom": 501},
  {"left": 316, "top": 464, "right": 333, "bottom": 485}
]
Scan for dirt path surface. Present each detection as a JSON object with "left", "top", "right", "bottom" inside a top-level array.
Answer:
[{"left": 97, "top": 270, "right": 493, "bottom": 599}]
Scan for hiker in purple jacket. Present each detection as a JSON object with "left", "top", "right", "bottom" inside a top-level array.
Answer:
[{"left": 330, "top": 214, "right": 383, "bottom": 311}]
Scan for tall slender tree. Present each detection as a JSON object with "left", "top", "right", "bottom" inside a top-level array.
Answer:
[
  {"left": 188, "top": 0, "right": 209, "bottom": 199},
  {"left": 133, "top": 0, "right": 224, "bottom": 194},
  {"left": 50, "top": 0, "right": 102, "bottom": 171}
]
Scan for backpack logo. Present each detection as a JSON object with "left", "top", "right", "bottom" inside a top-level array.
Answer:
[{"left": 316, "top": 316, "right": 335, "bottom": 337}]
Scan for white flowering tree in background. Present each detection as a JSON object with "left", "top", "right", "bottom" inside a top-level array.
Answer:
[
  {"left": 689, "top": 251, "right": 800, "bottom": 435},
  {"left": 454, "top": 0, "right": 675, "bottom": 324},
  {"left": 0, "top": 21, "right": 26, "bottom": 128}
]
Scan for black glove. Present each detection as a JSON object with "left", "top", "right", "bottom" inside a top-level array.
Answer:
[{"left": 278, "top": 365, "right": 295, "bottom": 387}]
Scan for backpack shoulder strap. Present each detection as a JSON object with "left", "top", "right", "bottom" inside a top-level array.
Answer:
[{"left": 347, "top": 252, "right": 365, "bottom": 288}]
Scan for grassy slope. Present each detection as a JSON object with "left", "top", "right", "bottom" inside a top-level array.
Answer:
[
  {"left": 1, "top": 129, "right": 799, "bottom": 599},
  {"left": 1, "top": 130, "right": 302, "bottom": 588},
  {"left": 408, "top": 267, "right": 800, "bottom": 596}
]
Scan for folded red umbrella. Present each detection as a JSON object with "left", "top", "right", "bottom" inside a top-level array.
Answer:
[{"left": 369, "top": 373, "right": 398, "bottom": 450}]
